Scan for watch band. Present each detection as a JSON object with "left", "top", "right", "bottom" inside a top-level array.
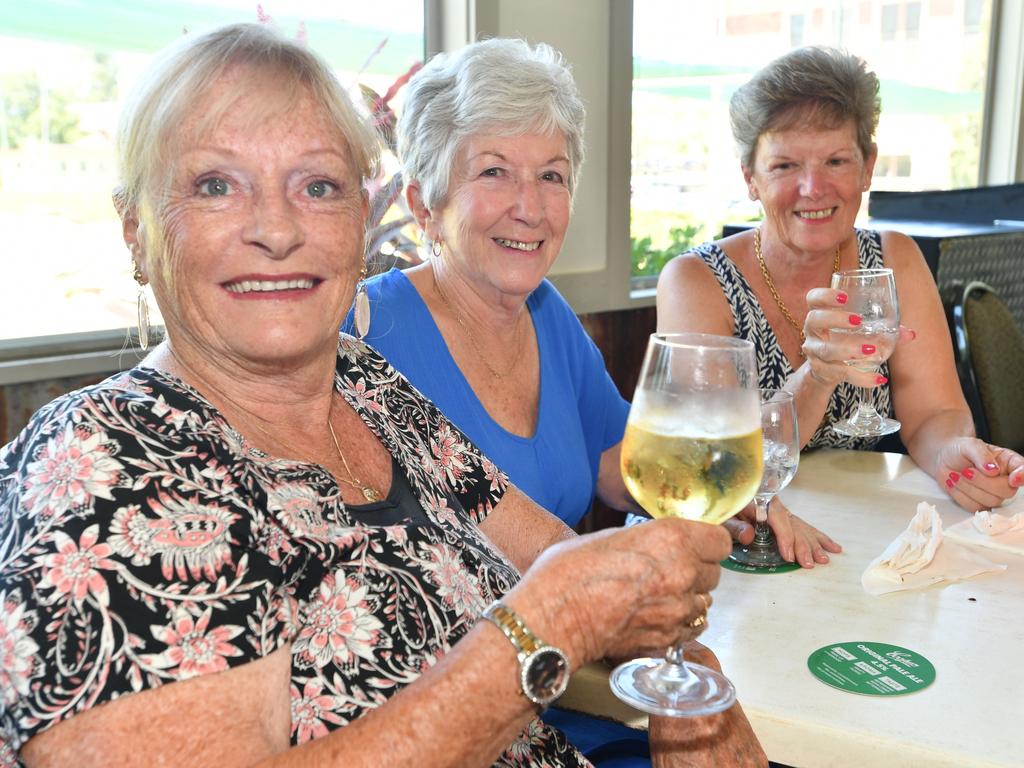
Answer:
[{"left": 481, "top": 600, "right": 570, "bottom": 709}]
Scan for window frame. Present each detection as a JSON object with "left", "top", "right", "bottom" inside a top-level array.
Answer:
[{"left": 2, "top": 0, "right": 1022, "bottom": 385}]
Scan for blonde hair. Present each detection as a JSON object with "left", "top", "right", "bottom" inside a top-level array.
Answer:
[{"left": 114, "top": 22, "right": 380, "bottom": 282}]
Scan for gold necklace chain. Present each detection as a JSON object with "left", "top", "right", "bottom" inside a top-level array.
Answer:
[
  {"left": 431, "top": 265, "right": 526, "bottom": 379},
  {"left": 326, "top": 417, "right": 382, "bottom": 502},
  {"left": 754, "top": 227, "right": 841, "bottom": 349},
  {"left": 170, "top": 353, "right": 382, "bottom": 503}
]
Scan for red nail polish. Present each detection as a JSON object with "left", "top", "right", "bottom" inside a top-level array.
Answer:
[
  {"left": 908, "top": 329, "right": 917, "bottom": 340},
  {"left": 849, "top": 314, "right": 862, "bottom": 326},
  {"left": 945, "top": 478, "right": 955, "bottom": 489},
  {"left": 984, "top": 462, "right": 999, "bottom": 472},
  {"left": 836, "top": 292, "right": 848, "bottom": 305},
  {"left": 862, "top": 344, "right": 876, "bottom": 355},
  {"left": 949, "top": 471, "right": 960, "bottom": 483},
  {"left": 1011, "top": 474, "right": 1023, "bottom": 488},
  {"left": 875, "top": 374, "right": 888, "bottom": 385},
  {"left": 963, "top": 468, "right": 975, "bottom": 480}
]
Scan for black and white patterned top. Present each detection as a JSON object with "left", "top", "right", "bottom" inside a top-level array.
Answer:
[
  {"left": 695, "top": 228, "right": 893, "bottom": 451},
  {"left": 0, "top": 336, "right": 588, "bottom": 767}
]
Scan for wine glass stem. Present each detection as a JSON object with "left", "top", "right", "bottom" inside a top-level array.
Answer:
[
  {"left": 663, "top": 644, "right": 699, "bottom": 685},
  {"left": 753, "top": 496, "right": 774, "bottom": 546}
]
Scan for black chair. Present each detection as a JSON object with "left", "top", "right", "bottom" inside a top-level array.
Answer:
[{"left": 942, "top": 281, "right": 1024, "bottom": 453}]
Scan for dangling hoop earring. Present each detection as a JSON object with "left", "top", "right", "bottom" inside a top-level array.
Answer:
[
  {"left": 431, "top": 240, "right": 442, "bottom": 258},
  {"left": 354, "top": 262, "right": 371, "bottom": 339},
  {"left": 131, "top": 254, "right": 151, "bottom": 351}
]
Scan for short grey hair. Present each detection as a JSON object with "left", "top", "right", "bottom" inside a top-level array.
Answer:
[
  {"left": 729, "top": 46, "right": 880, "bottom": 169},
  {"left": 398, "top": 37, "right": 586, "bottom": 209},
  {"left": 114, "top": 22, "right": 380, "bottom": 282}
]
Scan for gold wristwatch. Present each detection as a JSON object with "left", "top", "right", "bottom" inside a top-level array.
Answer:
[{"left": 481, "top": 600, "right": 571, "bottom": 709}]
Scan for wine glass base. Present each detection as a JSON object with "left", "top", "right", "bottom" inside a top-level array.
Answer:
[
  {"left": 833, "top": 416, "right": 901, "bottom": 438},
  {"left": 609, "top": 658, "right": 736, "bottom": 717},
  {"left": 729, "top": 539, "right": 789, "bottom": 568}
]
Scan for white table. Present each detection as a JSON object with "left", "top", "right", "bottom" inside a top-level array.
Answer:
[
  {"left": 560, "top": 449, "right": 1022, "bottom": 767},
  {"left": 701, "top": 449, "right": 1022, "bottom": 768}
]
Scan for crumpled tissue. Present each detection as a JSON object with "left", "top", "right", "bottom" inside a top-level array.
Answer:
[
  {"left": 945, "top": 507, "right": 1024, "bottom": 556},
  {"left": 862, "top": 502, "right": 1005, "bottom": 595}
]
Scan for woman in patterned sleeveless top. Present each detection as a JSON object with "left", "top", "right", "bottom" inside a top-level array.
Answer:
[{"left": 657, "top": 47, "right": 1023, "bottom": 550}]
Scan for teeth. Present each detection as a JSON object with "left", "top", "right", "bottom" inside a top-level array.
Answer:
[
  {"left": 495, "top": 238, "right": 541, "bottom": 251},
  {"left": 797, "top": 208, "right": 835, "bottom": 220},
  {"left": 225, "top": 278, "right": 315, "bottom": 294}
]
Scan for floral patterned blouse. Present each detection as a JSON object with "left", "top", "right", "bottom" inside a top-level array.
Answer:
[{"left": 0, "top": 337, "right": 589, "bottom": 768}]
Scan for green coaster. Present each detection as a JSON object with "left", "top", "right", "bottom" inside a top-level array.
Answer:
[
  {"left": 721, "top": 558, "right": 801, "bottom": 574},
  {"left": 807, "top": 642, "right": 935, "bottom": 696}
]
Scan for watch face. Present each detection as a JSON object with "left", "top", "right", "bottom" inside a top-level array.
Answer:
[{"left": 525, "top": 649, "right": 570, "bottom": 703}]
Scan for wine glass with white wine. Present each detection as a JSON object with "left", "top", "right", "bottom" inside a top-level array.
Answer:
[
  {"left": 830, "top": 268, "right": 901, "bottom": 437},
  {"left": 729, "top": 389, "right": 799, "bottom": 568},
  {"left": 612, "top": 333, "right": 763, "bottom": 717}
]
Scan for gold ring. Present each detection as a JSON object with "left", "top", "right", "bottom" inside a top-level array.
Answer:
[{"left": 688, "top": 613, "right": 707, "bottom": 629}]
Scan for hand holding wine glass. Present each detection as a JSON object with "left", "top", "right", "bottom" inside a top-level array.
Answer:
[
  {"left": 614, "top": 333, "right": 763, "bottom": 717},
  {"left": 829, "top": 268, "right": 901, "bottom": 437}
]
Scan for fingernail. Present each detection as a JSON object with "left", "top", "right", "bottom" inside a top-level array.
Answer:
[
  {"left": 836, "top": 291, "right": 848, "bottom": 305},
  {"left": 862, "top": 344, "right": 876, "bottom": 355},
  {"left": 849, "top": 314, "right": 862, "bottom": 326},
  {"left": 945, "top": 478, "right": 955, "bottom": 489},
  {"left": 875, "top": 374, "right": 888, "bottom": 385},
  {"left": 963, "top": 468, "right": 975, "bottom": 480},
  {"left": 948, "top": 471, "right": 960, "bottom": 484},
  {"left": 984, "top": 462, "right": 998, "bottom": 472},
  {"left": 1011, "top": 475, "right": 1023, "bottom": 488},
  {"left": 908, "top": 329, "right": 917, "bottom": 340}
]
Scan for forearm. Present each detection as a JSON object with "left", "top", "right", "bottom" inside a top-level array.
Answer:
[
  {"left": 784, "top": 363, "right": 836, "bottom": 449},
  {"left": 901, "top": 407, "right": 976, "bottom": 478},
  {"left": 261, "top": 625, "right": 539, "bottom": 768}
]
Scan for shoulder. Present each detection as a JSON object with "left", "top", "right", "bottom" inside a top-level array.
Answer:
[
  {"left": 656, "top": 242, "right": 736, "bottom": 335},
  {"left": 870, "top": 228, "right": 931, "bottom": 275}
]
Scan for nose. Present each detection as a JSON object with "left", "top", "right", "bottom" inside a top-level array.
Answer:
[
  {"left": 242, "top": 190, "right": 304, "bottom": 258},
  {"left": 511, "top": 179, "right": 543, "bottom": 227},
  {"left": 799, "top": 167, "right": 825, "bottom": 199}
]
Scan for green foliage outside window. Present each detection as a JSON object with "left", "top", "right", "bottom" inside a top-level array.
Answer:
[{"left": 630, "top": 223, "right": 700, "bottom": 277}]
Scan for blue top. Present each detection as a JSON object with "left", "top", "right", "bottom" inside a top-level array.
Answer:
[{"left": 343, "top": 268, "right": 630, "bottom": 528}]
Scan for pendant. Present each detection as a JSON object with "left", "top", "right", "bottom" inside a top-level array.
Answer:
[{"left": 361, "top": 486, "right": 382, "bottom": 503}]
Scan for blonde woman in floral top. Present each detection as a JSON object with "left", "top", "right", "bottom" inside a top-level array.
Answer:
[{"left": 0, "top": 23, "right": 765, "bottom": 768}]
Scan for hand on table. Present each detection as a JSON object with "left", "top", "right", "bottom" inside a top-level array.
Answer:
[
  {"left": 937, "top": 437, "right": 1024, "bottom": 512},
  {"left": 725, "top": 499, "right": 841, "bottom": 568},
  {"left": 649, "top": 642, "right": 767, "bottom": 768}
]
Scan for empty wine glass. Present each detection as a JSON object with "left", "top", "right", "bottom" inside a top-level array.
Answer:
[
  {"left": 612, "top": 333, "right": 763, "bottom": 716},
  {"left": 729, "top": 389, "right": 799, "bottom": 568},
  {"left": 830, "top": 268, "right": 901, "bottom": 437}
]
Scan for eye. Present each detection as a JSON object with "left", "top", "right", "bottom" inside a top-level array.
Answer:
[
  {"left": 541, "top": 170, "right": 565, "bottom": 184},
  {"left": 305, "top": 180, "right": 338, "bottom": 198},
  {"left": 480, "top": 167, "right": 502, "bottom": 178},
  {"left": 198, "top": 177, "right": 231, "bottom": 196}
]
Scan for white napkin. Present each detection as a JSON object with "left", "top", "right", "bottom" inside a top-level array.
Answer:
[
  {"left": 862, "top": 502, "right": 1006, "bottom": 595},
  {"left": 945, "top": 506, "right": 1024, "bottom": 556}
]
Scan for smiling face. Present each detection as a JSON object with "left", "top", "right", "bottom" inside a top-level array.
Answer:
[
  {"left": 137, "top": 72, "right": 367, "bottom": 374},
  {"left": 744, "top": 118, "right": 876, "bottom": 257},
  {"left": 427, "top": 131, "right": 572, "bottom": 301}
]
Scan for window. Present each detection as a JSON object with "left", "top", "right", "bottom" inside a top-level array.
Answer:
[
  {"left": 0, "top": 1, "right": 424, "bottom": 346},
  {"left": 630, "top": 0, "right": 995, "bottom": 280}
]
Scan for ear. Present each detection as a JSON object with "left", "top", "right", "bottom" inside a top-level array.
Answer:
[
  {"left": 113, "top": 190, "right": 149, "bottom": 283},
  {"left": 405, "top": 181, "right": 440, "bottom": 241},
  {"left": 741, "top": 164, "right": 758, "bottom": 201},
  {"left": 862, "top": 144, "right": 878, "bottom": 191}
]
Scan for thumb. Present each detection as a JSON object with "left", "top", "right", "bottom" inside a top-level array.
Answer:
[{"left": 724, "top": 517, "right": 753, "bottom": 545}]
